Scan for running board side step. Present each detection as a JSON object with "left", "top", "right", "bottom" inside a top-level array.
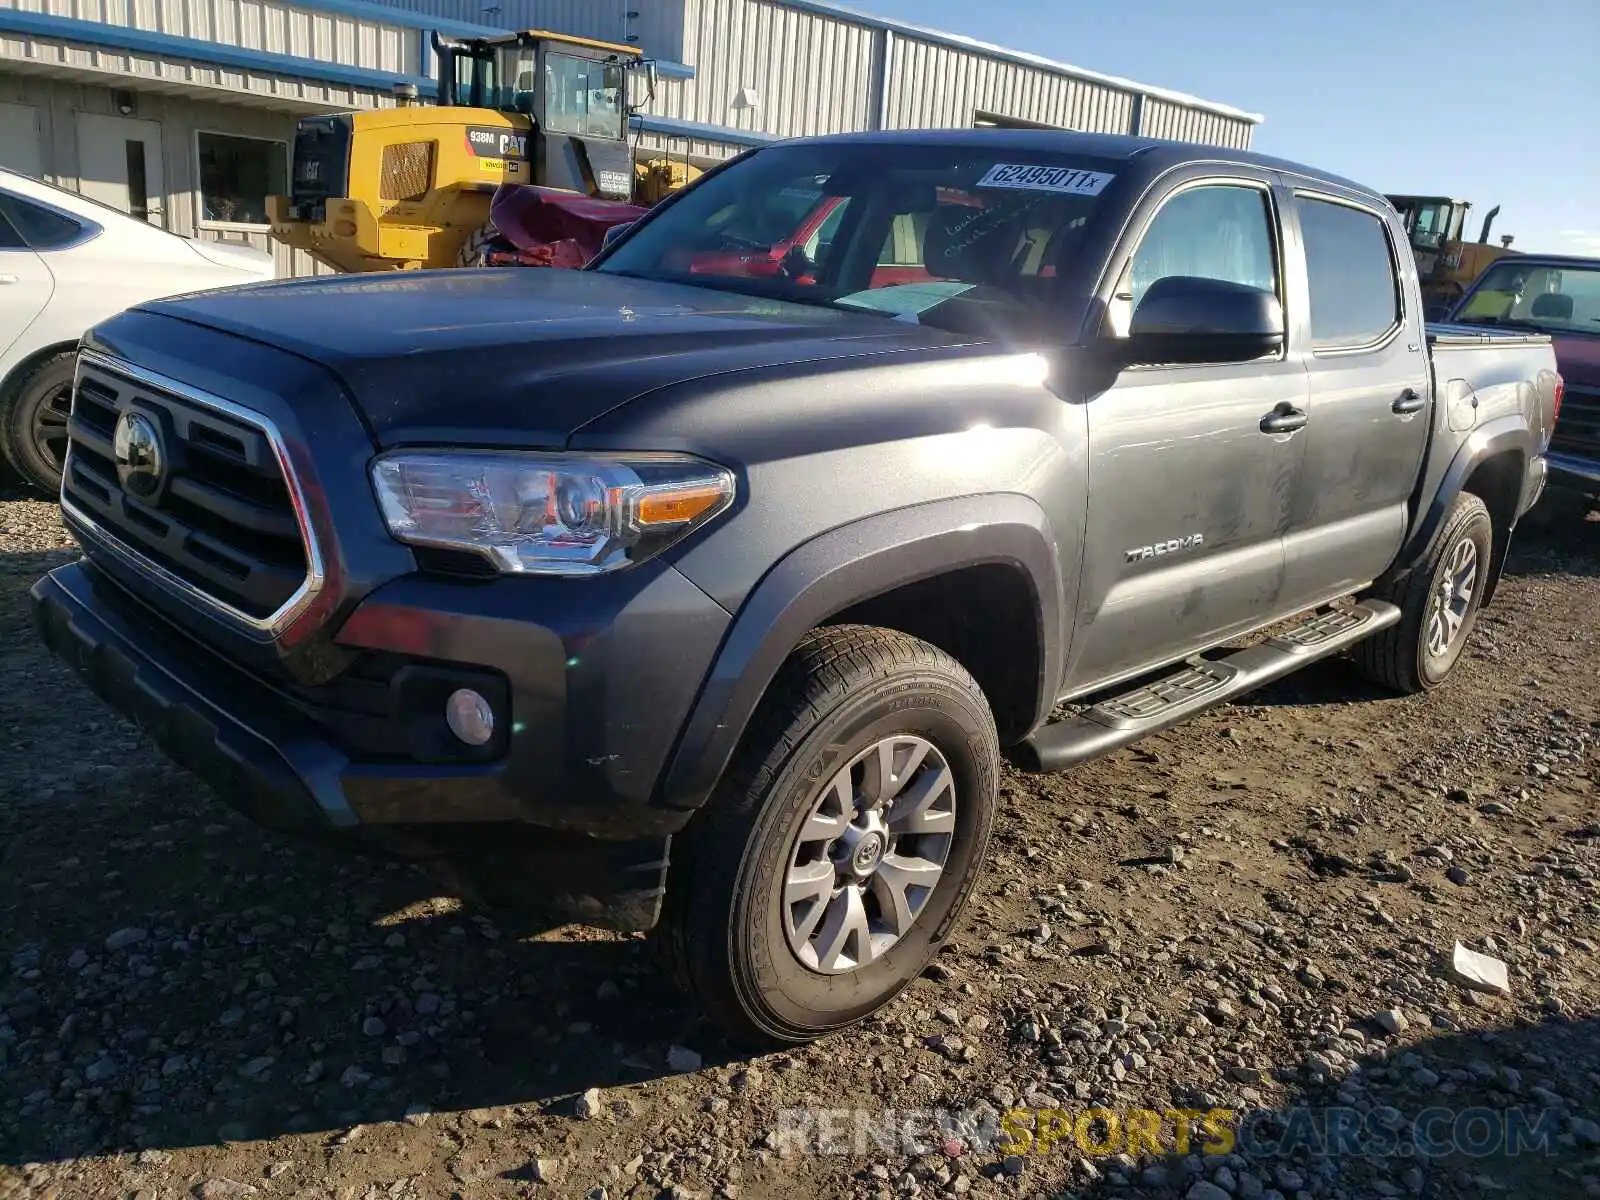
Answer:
[{"left": 1011, "top": 600, "right": 1401, "bottom": 773}]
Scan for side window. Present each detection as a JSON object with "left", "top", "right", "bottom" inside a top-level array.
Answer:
[
  {"left": 1299, "top": 198, "right": 1402, "bottom": 348},
  {"left": 0, "top": 202, "right": 26, "bottom": 251},
  {"left": 0, "top": 195, "right": 86, "bottom": 250},
  {"left": 1126, "top": 184, "right": 1278, "bottom": 311}
]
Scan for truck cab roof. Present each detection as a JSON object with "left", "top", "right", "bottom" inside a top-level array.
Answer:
[{"left": 788, "top": 127, "right": 1383, "bottom": 204}]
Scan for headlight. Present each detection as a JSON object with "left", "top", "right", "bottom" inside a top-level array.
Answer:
[{"left": 371, "top": 450, "right": 735, "bottom": 576}]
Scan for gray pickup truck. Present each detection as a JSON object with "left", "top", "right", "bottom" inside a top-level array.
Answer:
[{"left": 31, "top": 130, "right": 1561, "bottom": 1046}]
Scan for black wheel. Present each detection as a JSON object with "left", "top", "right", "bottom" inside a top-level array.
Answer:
[
  {"left": 0, "top": 351, "right": 76, "bottom": 495},
  {"left": 455, "top": 222, "right": 499, "bottom": 268},
  {"left": 659, "top": 625, "right": 999, "bottom": 1046},
  {"left": 1353, "top": 492, "right": 1492, "bottom": 694}
]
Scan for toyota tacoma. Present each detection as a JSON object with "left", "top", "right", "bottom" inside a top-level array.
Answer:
[{"left": 32, "top": 130, "right": 1562, "bottom": 1045}]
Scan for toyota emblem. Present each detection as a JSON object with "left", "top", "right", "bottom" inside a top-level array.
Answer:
[{"left": 113, "top": 410, "right": 166, "bottom": 498}]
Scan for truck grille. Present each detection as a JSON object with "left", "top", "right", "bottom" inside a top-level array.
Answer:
[
  {"left": 1552, "top": 384, "right": 1600, "bottom": 456},
  {"left": 61, "top": 355, "right": 315, "bottom": 629}
]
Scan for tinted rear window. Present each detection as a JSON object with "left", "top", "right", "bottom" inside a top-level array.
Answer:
[
  {"left": 0, "top": 193, "right": 88, "bottom": 250},
  {"left": 1299, "top": 198, "right": 1401, "bottom": 347}
]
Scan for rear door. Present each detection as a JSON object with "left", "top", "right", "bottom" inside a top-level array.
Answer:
[
  {"left": 1280, "top": 187, "right": 1430, "bottom": 603},
  {"left": 1064, "top": 169, "right": 1310, "bottom": 693}
]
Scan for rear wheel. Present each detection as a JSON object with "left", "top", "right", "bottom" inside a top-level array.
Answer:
[
  {"left": 659, "top": 625, "right": 999, "bottom": 1046},
  {"left": 0, "top": 351, "right": 76, "bottom": 495},
  {"left": 1353, "top": 492, "right": 1492, "bottom": 693}
]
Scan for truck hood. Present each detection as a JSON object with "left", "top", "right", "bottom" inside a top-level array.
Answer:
[{"left": 133, "top": 268, "right": 966, "bottom": 447}]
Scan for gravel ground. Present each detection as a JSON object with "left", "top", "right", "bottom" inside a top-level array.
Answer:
[{"left": 1, "top": 478, "right": 1596, "bottom": 1200}]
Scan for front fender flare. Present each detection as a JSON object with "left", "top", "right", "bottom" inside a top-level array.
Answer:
[{"left": 655, "top": 493, "right": 1068, "bottom": 812}]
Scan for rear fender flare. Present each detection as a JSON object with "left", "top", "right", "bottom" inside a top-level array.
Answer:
[
  {"left": 655, "top": 493, "right": 1067, "bottom": 812},
  {"left": 1396, "top": 414, "right": 1531, "bottom": 595}
]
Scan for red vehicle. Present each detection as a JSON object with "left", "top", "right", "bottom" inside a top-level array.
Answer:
[
  {"left": 1449, "top": 254, "right": 1599, "bottom": 496},
  {"left": 685, "top": 193, "right": 937, "bottom": 287}
]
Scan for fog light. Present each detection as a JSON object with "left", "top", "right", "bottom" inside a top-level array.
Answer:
[{"left": 445, "top": 688, "right": 495, "bottom": 746}]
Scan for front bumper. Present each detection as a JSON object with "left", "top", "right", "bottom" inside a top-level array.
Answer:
[
  {"left": 31, "top": 556, "right": 730, "bottom": 931},
  {"left": 34, "top": 560, "right": 356, "bottom": 834}
]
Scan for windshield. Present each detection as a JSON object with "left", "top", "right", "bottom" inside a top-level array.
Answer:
[
  {"left": 1408, "top": 201, "right": 1456, "bottom": 250},
  {"left": 1456, "top": 260, "right": 1600, "bottom": 334},
  {"left": 594, "top": 143, "right": 1117, "bottom": 331},
  {"left": 544, "top": 53, "right": 625, "bottom": 139}
]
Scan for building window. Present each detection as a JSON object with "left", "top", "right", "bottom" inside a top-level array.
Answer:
[{"left": 197, "top": 132, "right": 287, "bottom": 227}]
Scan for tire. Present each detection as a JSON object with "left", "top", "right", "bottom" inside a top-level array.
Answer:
[
  {"left": 659, "top": 625, "right": 999, "bottom": 1047},
  {"left": 455, "top": 222, "right": 498, "bottom": 268},
  {"left": 1353, "top": 492, "right": 1493, "bottom": 694},
  {"left": 0, "top": 351, "right": 76, "bottom": 495}
]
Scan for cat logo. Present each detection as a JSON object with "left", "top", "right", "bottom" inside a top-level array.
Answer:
[
  {"left": 465, "top": 128, "right": 528, "bottom": 159},
  {"left": 1125, "top": 533, "right": 1204, "bottom": 563}
]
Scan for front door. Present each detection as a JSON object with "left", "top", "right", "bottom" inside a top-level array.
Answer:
[
  {"left": 1281, "top": 188, "right": 1431, "bottom": 602},
  {"left": 0, "top": 191, "right": 53, "bottom": 359},
  {"left": 74, "top": 113, "right": 165, "bottom": 227},
  {"left": 1064, "top": 173, "right": 1310, "bottom": 694}
]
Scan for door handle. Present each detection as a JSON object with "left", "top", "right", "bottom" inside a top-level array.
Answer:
[
  {"left": 1392, "top": 388, "right": 1427, "bottom": 415},
  {"left": 1260, "top": 406, "right": 1309, "bottom": 434},
  {"left": 0, "top": 273, "right": 18, "bottom": 284}
]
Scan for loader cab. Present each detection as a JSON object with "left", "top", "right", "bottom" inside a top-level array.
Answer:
[
  {"left": 431, "top": 30, "right": 645, "bottom": 201},
  {"left": 1387, "top": 194, "right": 1470, "bottom": 253}
]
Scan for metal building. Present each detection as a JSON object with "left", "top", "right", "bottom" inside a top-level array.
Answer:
[
  {"left": 0, "top": 0, "right": 1261, "bottom": 277},
  {"left": 391, "top": 0, "right": 1263, "bottom": 158}
]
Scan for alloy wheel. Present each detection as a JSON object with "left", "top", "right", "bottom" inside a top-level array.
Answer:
[
  {"left": 29, "top": 380, "right": 72, "bottom": 477},
  {"left": 1425, "top": 535, "right": 1478, "bottom": 660},
  {"left": 782, "top": 735, "right": 957, "bottom": 974}
]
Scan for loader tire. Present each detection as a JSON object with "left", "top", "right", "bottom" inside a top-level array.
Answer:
[{"left": 456, "top": 222, "right": 498, "bottom": 268}]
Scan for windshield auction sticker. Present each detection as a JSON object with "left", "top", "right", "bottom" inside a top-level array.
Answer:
[{"left": 976, "top": 164, "right": 1115, "bottom": 195}]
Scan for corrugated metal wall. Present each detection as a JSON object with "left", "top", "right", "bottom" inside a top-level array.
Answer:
[
  {"left": 633, "top": 127, "right": 739, "bottom": 165},
  {"left": 0, "top": 72, "right": 351, "bottom": 276},
  {"left": 1140, "top": 96, "right": 1251, "bottom": 149},
  {"left": 624, "top": 0, "right": 1253, "bottom": 156},
  {"left": 669, "top": 0, "right": 874, "bottom": 138},
  {"left": 1, "top": 0, "right": 420, "bottom": 75},
  {"left": 376, "top": 0, "right": 686, "bottom": 61},
  {"left": 0, "top": 31, "right": 395, "bottom": 108},
  {"left": 884, "top": 33, "right": 1135, "bottom": 134}
]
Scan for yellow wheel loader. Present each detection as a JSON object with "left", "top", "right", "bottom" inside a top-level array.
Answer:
[
  {"left": 267, "top": 29, "right": 694, "bottom": 273},
  {"left": 1384, "top": 194, "right": 1520, "bottom": 319}
]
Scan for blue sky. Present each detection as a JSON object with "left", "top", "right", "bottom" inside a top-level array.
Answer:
[{"left": 859, "top": 0, "right": 1599, "bottom": 257}]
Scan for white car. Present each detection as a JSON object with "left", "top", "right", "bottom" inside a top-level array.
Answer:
[{"left": 0, "top": 168, "right": 276, "bottom": 493}]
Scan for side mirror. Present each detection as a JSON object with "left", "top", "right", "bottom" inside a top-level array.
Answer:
[
  {"left": 1117, "top": 275, "right": 1285, "bottom": 366},
  {"left": 601, "top": 221, "right": 633, "bottom": 251}
]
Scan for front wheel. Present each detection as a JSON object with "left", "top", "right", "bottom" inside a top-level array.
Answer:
[
  {"left": 659, "top": 625, "right": 999, "bottom": 1046},
  {"left": 1353, "top": 491, "right": 1493, "bottom": 693},
  {"left": 455, "top": 222, "right": 499, "bottom": 268}
]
